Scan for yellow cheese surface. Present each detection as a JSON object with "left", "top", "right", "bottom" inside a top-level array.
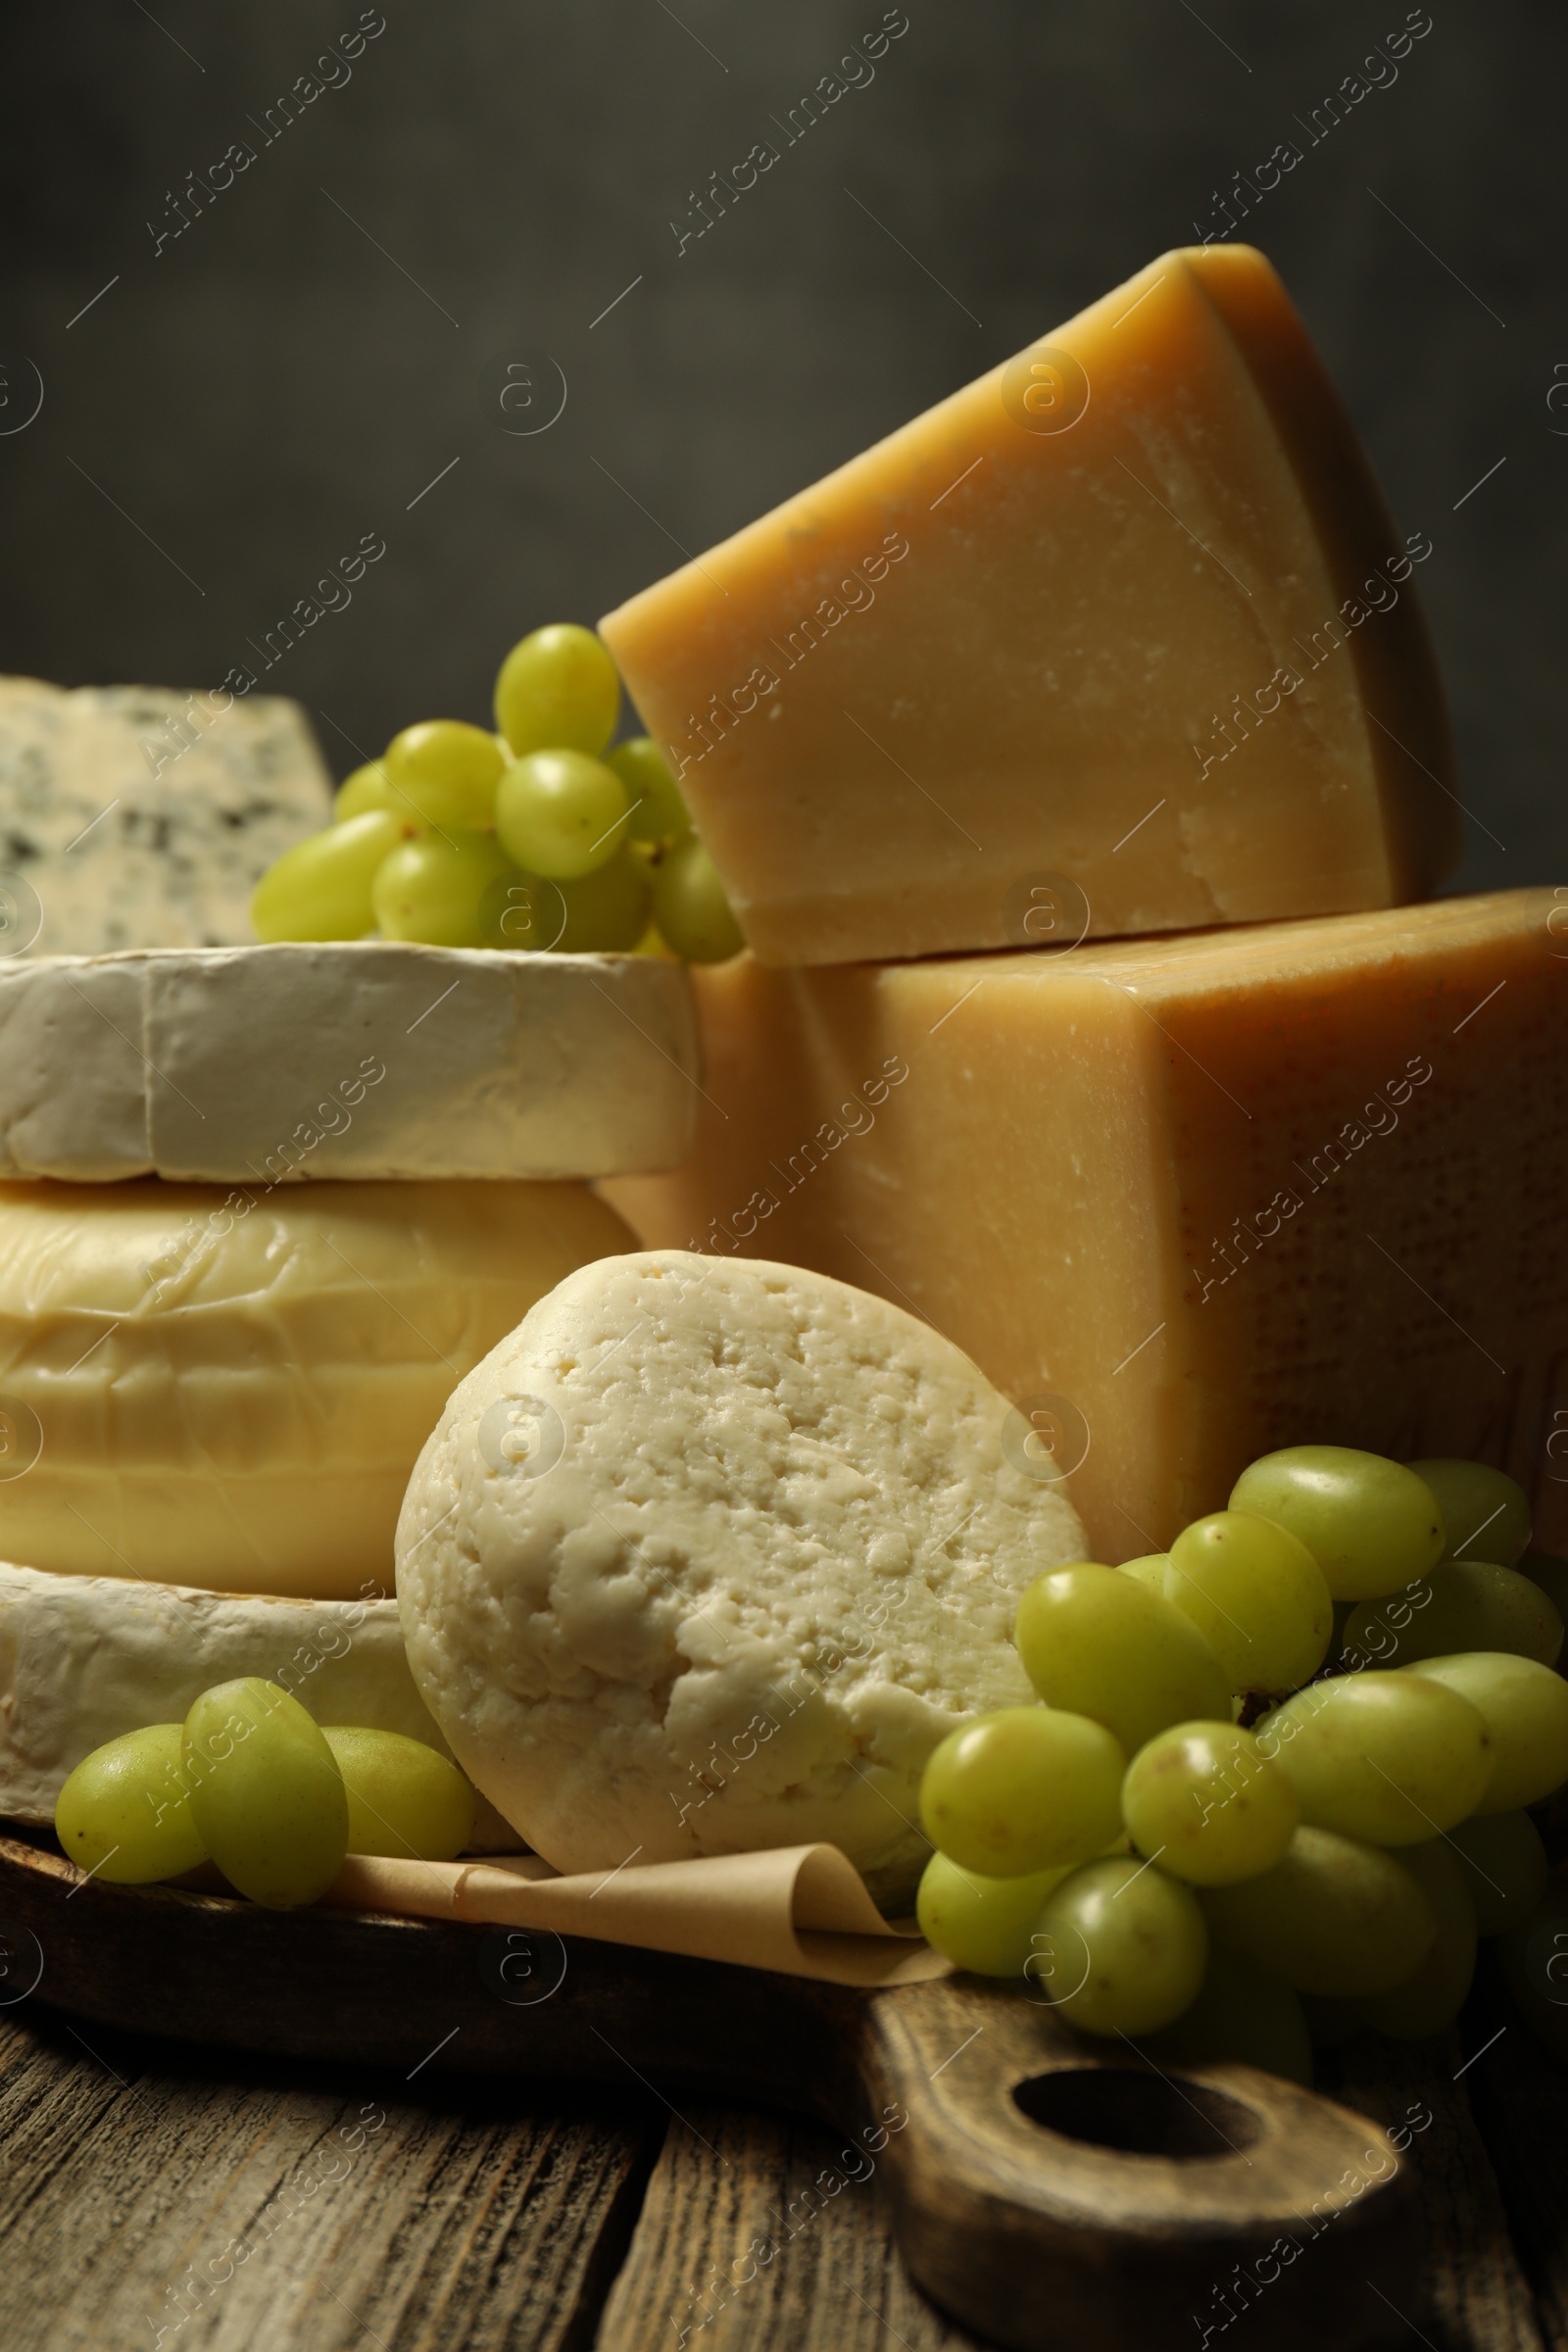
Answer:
[
  {"left": 600, "top": 244, "right": 1458, "bottom": 967},
  {"left": 0, "top": 1178, "right": 633, "bottom": 1596},
  {"left": 605, "top": 892, "right": 1568, "bottom": 1558}
]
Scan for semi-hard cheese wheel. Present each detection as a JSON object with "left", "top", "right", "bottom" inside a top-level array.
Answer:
[
  {"left": 604, "top": 891, "right": 1568, "bottom": 1561},
  {"left": 0, "top": 1178, "right": 635, "bottom": 1597},
  {"left": 0, "top": 943, "right": 698, "bottom": 1182},
  {"left": 0, "top": 677, "right": 331, "bottom": 956},
  {"left": 397, "top": 1251, "right": 1090, "bottom": 1906},
  {"left": 600, "top": 244, "right": 1458, "bottom": 968},
  {"left": 0, "top": 1560, "right": 516, "bottom": 1846}
]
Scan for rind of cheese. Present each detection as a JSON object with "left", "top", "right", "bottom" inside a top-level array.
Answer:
[
  {"left": 0, "top": 1561, "right": 517, "bottom": 1846},
  {"left": 0, "top": 678, "right": 331, "bottom": 956},
  {"left": 0, "top": 943, "right": 699, "bottom": 1182},
  {"left": 396, "top": 1250, "right": 1089, "bottom": 1908},
  {"left": 0, "top": 1177, "right": 636, "bottom": 1598},
  {"left": 603, "top": 892, "right": 1568, "bottom": 1559},
  {"left": 600, "top": 244, "right": 1459, "bottom": 967}
]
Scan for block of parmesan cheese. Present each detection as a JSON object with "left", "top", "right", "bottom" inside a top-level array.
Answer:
[
  {"left": 599, "top": 244, "right": 1459, "bottom": 967},
  {"left": 0, "top": 1176, "right": 635, "bottom": 1598},
  {"left": 0, "top": 1561, "right": 517, "bottom": 1846},
  {"left": 604, "top": 892, "right": 1568, "bottom": 1559},
  {"left": 0, "top": 678, "right": 332, "bottom": 956},
  {"left": 0, "top": 942, "right": 699, "bottom": 1181}
]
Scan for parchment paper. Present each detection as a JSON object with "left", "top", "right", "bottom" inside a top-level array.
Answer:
[{"left": 324, "top": 1842, "right": 953, "bottom": 1986}]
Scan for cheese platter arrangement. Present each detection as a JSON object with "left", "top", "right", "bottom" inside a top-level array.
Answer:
[{"left": 2, "top": 242, "right": 1565, "bottom": 2352}]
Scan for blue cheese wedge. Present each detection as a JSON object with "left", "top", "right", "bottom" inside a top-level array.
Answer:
[{"left": 0, "top": 676, "right": 332, "bottom": 956}]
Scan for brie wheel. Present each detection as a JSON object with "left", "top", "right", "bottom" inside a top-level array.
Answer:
[
  {"left": 397, "top": 1250, "right": 1088, "bottom": 1907},
  {"left": 0, "top": 943, "right": 698, "bottom": 1183}
]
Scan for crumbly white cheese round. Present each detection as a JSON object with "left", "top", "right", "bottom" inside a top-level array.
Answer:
[
  {"left": 0, "top": 1178, "right": 634, "bottom": 1598},
  {"left": 397, "top": 1251, "right": 1088, "bottom": 1905}
]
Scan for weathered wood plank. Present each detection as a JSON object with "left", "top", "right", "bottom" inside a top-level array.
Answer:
[
  {"left": 0, "top": 2006, "right": 660, "bottom": 2352},
  {"left": 0, "top": 1840, "right": 1426, "bottom": 2349},
  {"left": 596, "top": 2101, "right": 984, "bottom": 2351},
  {"left": 1317, "top": 2028, "right": 1544, "bottom": 2352}
]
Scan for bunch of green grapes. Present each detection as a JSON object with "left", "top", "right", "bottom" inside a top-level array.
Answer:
[
  {"left": 917, "top": 1447, "right": 1568, "bottom": 2085},
  {"left": 250, "top": 624, "right": 744, "bottom": 962},
  {"left": 55, "top": 1682, "right": 476, "bottom": 1908}
]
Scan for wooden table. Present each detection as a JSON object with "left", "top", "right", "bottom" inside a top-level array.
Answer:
[{"left": 2, "top": 1955, "right": 1565, "bottom": 2352}]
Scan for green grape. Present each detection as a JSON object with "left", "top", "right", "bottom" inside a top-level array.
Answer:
[
  {"left": 651, "top": 834, "right": 746, "bottom": 963},
  {"left": 919, "top": 1705, "right": 1125, "bottom": 1877},
  {"left": 1121, "top": 1721, "right": 1298, "bottom": 1886},
  {"left": 482, "top": 863, "right": 656, "bottom": 955},
  {"left": 1253, "top": 1670, "right": 1492, "bottom": 1844},
  {"left": 1400, "top": 1652, "right": 1568, "bottom": 1812},
  {"left": 1498, "top": 1875, "right": 1568, "bottom": 2062},
  {"left": 1200, "top": 1826, "right": 1435, "bottom": 1997},
  {"left": 1116, "top": 1553, "right": 1169, "bottom": 1592},
  {"left": 552, "top": 849, "right": 653, "bottom": 951},
  {"left": 494, "top": 750, "right": 630, "bottom": 879},
  {"left": 1229, "top": 1446, "right": 1444, "bottom": 1601},
  {"left": 321, "top": 1727, "right": 475, "bottom": 1861},
  {"left": 609, "top": 736, "right": 690, "bottom": 844},
  {"left": 1030, "top": 1857, "right": 1207, "bottom": 2036},
  {"left": 383, "top": 720, "right": 507, "bottom": 831},
  {"left": 1446, "top": 1810, "right": 1549, "bottom": 1937},
  {"left": 54, "top": 1723, "right": 207, "bottom": 1885},
  {"left": 1343, "top": 1560, "right": 1562, "bottom": 1672},
  {"left": 333, "top": 761, "right": 393, "bottom": 821},
  {"left": 1014, "top": 1563, "right": 1231, "bottom": 1758},
  {"left": 1353, "top": 1838, "right": 1476, "bottom": 2039},
  {"left": 1164, "top": 1511, "right": 1332, "bottom": 1697},
  {"left": 183, "top": 1679, "right": 349, "bottom": 1910},
  {"left": 479, "top": 870, "right": 566, "bottom": 953},
  {"left": 372, "top": 831, "right": 518, "bottom": 948},
  {"left": 1144, "top": 1942, "right": 1313, "bottom": 2088},
  {"left": 251, "top": 810, "right": 405, "bottom": 943},
  {"left": 914, "top": 1850, "right": 1070, "bottom": 1976},
  {"left": 1407, "top": 1458, "right": 1532, "bottom": 1566},
  {"left": 495, "top": 623, "right": 620, "bottom": 758}
]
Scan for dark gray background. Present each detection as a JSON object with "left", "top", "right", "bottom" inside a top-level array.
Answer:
[{"left": 2, "top": 0, "right": 1561, "bottom": 891}]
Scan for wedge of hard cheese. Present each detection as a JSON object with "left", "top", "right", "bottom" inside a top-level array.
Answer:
[
  {"left": 0, "top": 1562, "right": 516, "bottom": 1846},
  {"left": 600, "top": 244, "right": 1458, "bottom": 966},
  {"left": 0, "top": 677, "right": 332, "bottom": 956},
  {"left": 0, "top": 942, "right": 699, "bottom": 1181},
  {"left": 604, "top": 892, "right": 1568, "bottom": 1558}
]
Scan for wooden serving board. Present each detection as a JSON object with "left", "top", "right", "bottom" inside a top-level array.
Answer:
[{"left": 0, "top": 1827, "right": 1422, "bottom": 2350}]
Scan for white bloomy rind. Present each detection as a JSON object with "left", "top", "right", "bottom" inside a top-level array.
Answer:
[
  {"left": 0, "top": 944, "right": 699, "bottom": 1183},
  {"left": 397, "top": 1251, "right": 1087, "bottom": 1906},
  {"left": 0, "top": 1561, "right": 517, "bottom": 1848}
]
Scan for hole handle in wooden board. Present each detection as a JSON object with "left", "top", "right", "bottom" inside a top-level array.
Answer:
[
  {"left": 0, "top": 1830, "right": 1427, "bottom": 2352},
  {"left": 855, "top": 1976, "right": 1427, "bottom": 2352}
]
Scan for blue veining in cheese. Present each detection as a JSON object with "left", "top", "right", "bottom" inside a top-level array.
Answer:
[{"left": 0, "top": 677, "right": 333, "bottom": 956}]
